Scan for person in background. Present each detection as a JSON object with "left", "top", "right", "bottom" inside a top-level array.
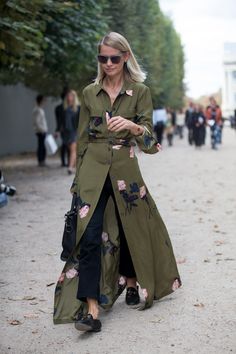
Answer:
[
  {"left": 63, "top": 90, "right": 80, "bottom": 174},
  {"left": 32, "top": 94, "right": 48, "bottom": 167},
  {"left": 165, "top": 108, "right": 175, "bottom": 146},
  {"left": 192, "top": 104, "right": 206, "bottom": 148},
  {"left": 55, "top": 88, "right": 70, "bottom": 167},
  {"left": 176, "top": 108, "right": 185, "bottom": 139},
  {"left": 152, "top": 106, "right": 167, "bottom": 144},
  {"left": 205, "top": 97, "right": 222, "bottom": 150},
  {"left": 185, "top": 102, "right": 195, "bottom": 145}
]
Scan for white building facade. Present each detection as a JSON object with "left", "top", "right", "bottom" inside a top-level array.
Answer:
[{"left": 222, "top": 42, "right": 236, "bottom": 118}]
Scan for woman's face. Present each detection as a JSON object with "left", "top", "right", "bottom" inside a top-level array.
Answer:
[
  {"left": 99, "top": 45, "right": 129, "bottom": 78},
  {"left": 66, "top": 92, "right": 74, "bottom": 106}
]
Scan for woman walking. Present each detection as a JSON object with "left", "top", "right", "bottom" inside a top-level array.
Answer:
[
  {"left": 192, "top": 105, "right": 206, "bottom": 148},
  {"left": 53, "top": 32, "right": 181, "bottom": 332},
  {"left": 62, "top": 90, "right": 80, "bottom": 174},
  {"left": 32, "top": 94, "right": 48, "bottom": 167}
]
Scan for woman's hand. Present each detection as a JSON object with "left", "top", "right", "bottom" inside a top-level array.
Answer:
[{"left": 106, "top": 113, "right": 144, "bottom": 136}]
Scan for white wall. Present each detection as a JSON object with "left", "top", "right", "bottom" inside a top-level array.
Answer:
[{"left": 0, "top": 83, "right": 59, "bottom": 156}]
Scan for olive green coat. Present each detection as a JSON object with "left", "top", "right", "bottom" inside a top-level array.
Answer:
[{"left": 53, "top": 80, "right": 181, "bottom": 324}]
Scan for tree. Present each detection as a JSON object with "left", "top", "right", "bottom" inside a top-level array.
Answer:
[
  {"left": 103, "top": 0, "right": 185, "bottom": 108},
  {"left": 0, "top": 0, "right": 108, "bottom": 95},
  {"left": 0, "top": 0, "right": 185, "bottom": 105}
]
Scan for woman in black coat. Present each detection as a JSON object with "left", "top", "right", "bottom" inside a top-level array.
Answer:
[{"left": 192, "top": 105, "right": 206, "bottom": 147}]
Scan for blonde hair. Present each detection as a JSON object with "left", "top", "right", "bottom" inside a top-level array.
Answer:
[
  {"left": 64, "top": 90, "right": 80, "bottom": 112},
  {"left": 95, "top": 32, "right": 146, "bottom": 84}
]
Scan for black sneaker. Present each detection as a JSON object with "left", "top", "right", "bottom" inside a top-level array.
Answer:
[
  {"left": 74, "top": 314, "right": 102, "bottom": 332},
  {"left": 126, "top": 286, "right": 140, "bottom": 305}
]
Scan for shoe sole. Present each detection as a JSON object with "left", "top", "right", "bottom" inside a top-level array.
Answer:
[{"left": 75, "top": 322, "right": 101, "bottom": 333}]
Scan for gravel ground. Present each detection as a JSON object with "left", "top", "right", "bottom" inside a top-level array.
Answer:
[{"left": 0, "top": 127, "right": 236, "bottom": 354}]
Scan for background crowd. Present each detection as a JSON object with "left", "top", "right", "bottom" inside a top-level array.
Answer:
[
  {"left": 153, "top": 96, "right": 225, "bottom": 151},
  {"left": 32, "top": 90, "right": 228, "bottom": 171}
]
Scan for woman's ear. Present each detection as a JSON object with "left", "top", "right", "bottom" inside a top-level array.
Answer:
[{"left": 124, "top": 51, "right": 130, "bottom": 63}]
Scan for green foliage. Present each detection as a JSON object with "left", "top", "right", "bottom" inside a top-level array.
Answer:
[
  {"left": 103, "top": 0, "right": 185, "bottom": 109},
  {"left": 0, "top": 0, "right": 185, "bottom": 107},
  {"left": 0, "top": 0, "right": 108, "bottom": 95}
]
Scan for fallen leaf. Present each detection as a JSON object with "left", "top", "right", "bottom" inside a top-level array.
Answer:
[
  {"left": 194, "top": 303, "right": 205, "bottom": 308},
  {"left": 23, "top": 296, "right": 36, "bottom": 301},
  {"left": 38, "top": 309, "right": 47, "bottom": 313},
  {"left": 204, "top": 259, "right": 210, "bottom": 263},
  {"left": 150, "top": 319, "right": 162, "bottom": 323},
  {"left": 46, "top": 282, "right": 55, "bottom": 287},
  {"left": 30, "top": 302, "right": 38, "bottom": 305},
  {"left": 8, "top": 297, "right": 22, "bottom": 301},
  {"left": 23, "top": 313, "right": 39, "bottom": 319},
  {"left": 224, "top": 258, "right": 235, "bottom": 261},
  {"left": 32, "top": 330, "right": 38, "bottom": 334},
  {"left": 177, "top": 258, "right": 186, "bottom": 264},
  {"left": 9, "top": 320, "right": 22, "bottom": 325},
  {"left": 214, "top": 240, "right": 225, "bottom": 246},
  {"left": 8, "top": 296, "right": 36, "bottom": 301}
]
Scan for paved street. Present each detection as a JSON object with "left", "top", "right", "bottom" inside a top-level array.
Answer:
[{"left": 0, "top": 127, "right": 235, "bottom": 354}]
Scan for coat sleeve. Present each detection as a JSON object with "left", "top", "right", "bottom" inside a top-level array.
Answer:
[
  {"left": 70, "top": 90, "right": 90, "bottom": 193},
  {"left": 134, "top": 85, "right": 159, "bottom": 154}
]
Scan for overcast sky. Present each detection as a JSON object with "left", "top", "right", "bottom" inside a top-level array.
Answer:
[{"left": 159, "top": 0, "right": 236, "bottom": 98}]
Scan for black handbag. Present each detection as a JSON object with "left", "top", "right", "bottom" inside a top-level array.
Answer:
[{"left": 60, "top": 193, "right": 78, "bottom": 262}]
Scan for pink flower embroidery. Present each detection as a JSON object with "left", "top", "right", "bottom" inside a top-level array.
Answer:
[
  {"left": 126, "top": 89, "right": 133, "bottom": 96},
  {"left": 139, "top": 185, "right": 147, "bottom": 199},
  {"left": 118, "top": 276, "right": 126, "bottom": 286},
  {"left": 65, "top": 268, "right": 78, "bottom": 279},
  {"left": 129, "top": 146, "right": 135, "bottom": 158},
  {"left": 172, "top": 278, "right": 180, "bottom": 291},
  {"left": 102, "top": 231, "right": 109, "bottom": 242},
  {"left": 58, "top": 272, "right": 65, "bottom": 283},
  {"left": 117, "top": 180, "right": 126, "bottom": 191},
  {"left": 142, "top": 288, "right": 148, "bottom": 299},
  {"left": 79, "top": 204, "right": 90, "bottom": 218},
  {"left": 112, "top": 145, "right": 122, "bottom": 150}
]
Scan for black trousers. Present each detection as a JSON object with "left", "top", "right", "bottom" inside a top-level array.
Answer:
[
  {"left": 60, "top": 143, "right": 69, "bottom": 166},
  {"left": 77, "top": 174, "right": 136, "bottom": 302},
  {"left": 154, "top": 122, "right": 164, "bottom": 144},
  {"left": 36, "top": 133, "right": 46, "bottom": 163}
]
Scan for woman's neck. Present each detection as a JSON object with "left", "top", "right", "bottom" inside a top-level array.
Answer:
[{"left": 104, "top": 73, "right": 124, "bottom": 90}]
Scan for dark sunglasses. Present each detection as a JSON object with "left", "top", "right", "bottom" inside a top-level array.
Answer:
[{"left": 97, "top": 55, "right": 123, "bottom": 64}]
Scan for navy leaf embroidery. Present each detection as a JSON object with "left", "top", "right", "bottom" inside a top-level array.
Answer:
[
  {"left": 93, "top": 116, "right": 103, "bottom": 127},
  {"left": 130, "top": 182, "right": 139, "bottom": 193}
]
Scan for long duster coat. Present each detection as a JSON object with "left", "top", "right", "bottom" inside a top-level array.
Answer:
[{"left": 53, "top": 79, "right": 181, "bottom": 324}]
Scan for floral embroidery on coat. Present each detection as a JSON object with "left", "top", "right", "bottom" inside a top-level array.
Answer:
[
  {"left": 102, "top": 231, "right": 118, "bottom": 256},
  {"left": 65, "top": 267, "right": 78, "bottom": 279},
  {"left": 139, "top": 185, "right": 147, "bottom": 199},
  {"left": 112, "top": 145, "right": 122, "bottom": 150},
  {"left": 117, "top": 180, "right": 139, "bottom": 214},
  {"left": 117, "top": 180, "right": 127, "bottom": 191},
  {"left": 126, "top": 89, "right": 133, "bottom": 96},
  {"left": 129, "top": 146, "right": 135, "bottom": 158},
  {"left": 58, "top": 272, "right": 65, "bottom": 283},
  {"left": 93, "top": 116, "right": 103, "bottom": 127},
  {"left": 172, "top": 278, "right": 181, "bottom": 291},
  {"left": 79, "top": 204, "right": 90, "bottom": 218}
]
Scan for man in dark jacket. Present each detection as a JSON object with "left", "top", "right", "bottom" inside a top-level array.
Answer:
[
  {"left": 185, "top": 102, "right": 195, "bottom": 145},
  {"left": 55, "top": 88, "right": 69, "bottom": 167}
]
